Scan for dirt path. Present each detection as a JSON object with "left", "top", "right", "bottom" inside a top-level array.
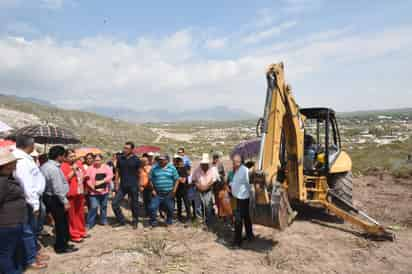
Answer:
[{"left": 28, "top": 175, "right": 412, "bottom": 274}]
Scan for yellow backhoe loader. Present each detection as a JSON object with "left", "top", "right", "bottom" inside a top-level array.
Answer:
[{"left": 249, "top": 62, "right": 394, "bottom": 241}]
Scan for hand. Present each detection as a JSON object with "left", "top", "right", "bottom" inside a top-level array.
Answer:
[
  {"left": 152, "top": 190, "right": 157, "bottom": 197},
  {"left": 72, "top": 163, "right": 78, "bottom": 170},
  {"left": 33, "top": 210, "right": 40, "bottom": 217},
  {"left": 139, "top": 186, "right": 144, "bottom": 193},
  {"left": 64, "top": 203, "right": 70, "bottom": 211},
  {"left": 171, "top": 190, "right": 176, "bottom": 198}
]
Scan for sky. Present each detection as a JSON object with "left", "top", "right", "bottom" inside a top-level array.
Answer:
[{"left": 0, "top": 0, "right": 411, "bottom": 114}]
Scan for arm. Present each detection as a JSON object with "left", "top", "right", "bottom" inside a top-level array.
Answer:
[
  {"left": 15, "top": 160, "right": 40, "bottom": 211},
  {"left": 0, "top": 180, "right": 8, "bottom": 208},
  {"left": 104, "top": 165, "right": 114, "bottom": 183},
  {"left": 172, "top": 168, "right": 180, "bottom": 195},
  {"left": 51, "top": 168, "right": 69, "bottom": 205}
]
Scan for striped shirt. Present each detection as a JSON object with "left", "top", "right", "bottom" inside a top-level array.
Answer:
[{"left": 150, "top": 163, "right": 179, "bottom": 194}]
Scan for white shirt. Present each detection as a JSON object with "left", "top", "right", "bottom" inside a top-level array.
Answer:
[
  {"left": 13, "top": 148, "right": 46, "bottom": 211},
  {"left": 230, "top": 165, "right": 251, "bottom": 200}
]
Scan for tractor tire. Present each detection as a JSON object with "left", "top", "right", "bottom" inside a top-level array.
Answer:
[{"left": 329, "top": 172, "right": 353, "bottom": 207}]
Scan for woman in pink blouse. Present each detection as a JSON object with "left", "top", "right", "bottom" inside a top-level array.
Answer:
[{"left": 85, "top": 154, "right": 113, "bottom": 229}]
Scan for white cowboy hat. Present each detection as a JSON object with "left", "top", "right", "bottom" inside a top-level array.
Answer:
[
  {"left": 0, "top": 149, "right": 20, "bottom": 166},
  {"left": 30, "top": 150, "right": 40, "bottom": 158},
  {"left": 173, "top": 154, "right": 183, "bottom": 159},
  {"left": 200, "top": 153, "right": 210, "bottom": 164}
]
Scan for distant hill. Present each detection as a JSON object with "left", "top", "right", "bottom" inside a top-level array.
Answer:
[
  {"left": 0, "top": 94, "right": 157, "bottom": 151},
  {"left": 85, "top": 106, "right": 256, "bottom": 123},
  {"left": 339, "top": 108, "right": 412, "bottom": 118}
]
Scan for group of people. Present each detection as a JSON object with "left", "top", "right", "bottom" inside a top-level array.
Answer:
[{"left": 0, "top": 138, "right": 255, "bottom": 274}]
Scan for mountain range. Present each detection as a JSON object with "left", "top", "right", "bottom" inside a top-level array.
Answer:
[{"left": 84, "top": 106, "right": 257, "bottom": 123}]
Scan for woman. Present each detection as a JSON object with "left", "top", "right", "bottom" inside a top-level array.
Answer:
[
  {"left": 83, "top": 153, "right": 94, "bottom": 171},
  {"left": 0, "top": 149, "right": 27, "bottom": 274},
  {"left": 229, "top": 154, "right": 254, "bottom": 247},
  {"left": 86, "top": 154, "right": 113, "bottom": 229},
  {"left": 61, "top": 149, "right": 87, "bottom": 243},
  {"left": 139, "top": 156, "right": 152, "bottom": 217}
]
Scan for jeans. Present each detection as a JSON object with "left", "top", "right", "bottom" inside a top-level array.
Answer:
[
  {"left": 142, "top": 188, "right": 152, "bottom": 217},
  {"left": 149, "top": 193, "right": 174, "bottom": 226},
  {"left": 44, "top": 195, "right": 70, "bottom": 252},
  {"left": 112, "top": 185, "right": 139, "bottom": 224},
  {"left": 22, "top": 205, "right": 37, "bottom": 266},
  {"left": 176, "top": 185, "right": 190, "bottom": 219},
  {"left": 234, "top": 198, "right": 254, "bottom": 245},
  {"left": 0, "top": 224, "right": 24, "bottom": 274},
  {"left": 87, "top": 194, "right": 109, "bottom": 229},
  {"left": 199, "top": 190, "right": 215, "bottom": 226}
]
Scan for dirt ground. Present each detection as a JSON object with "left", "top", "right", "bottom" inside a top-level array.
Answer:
[{"left": 28, "top": 175, "right": 412, "bottom": 274}]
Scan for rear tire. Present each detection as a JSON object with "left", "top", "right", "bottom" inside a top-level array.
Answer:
[{"left": 329, "top": 172, "right": 353, "bottom": 207}]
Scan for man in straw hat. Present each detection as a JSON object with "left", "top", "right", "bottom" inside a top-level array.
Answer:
[
  {"left": 0, "top": 149, "right": 40, "bottom": 273},
  {"left": 192, "top": 153, "right": 219, "bottom": 227}
]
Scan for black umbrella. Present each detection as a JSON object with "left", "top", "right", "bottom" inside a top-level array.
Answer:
[{"left": 8, "top": 124, "right": 81, "bottom": 145}]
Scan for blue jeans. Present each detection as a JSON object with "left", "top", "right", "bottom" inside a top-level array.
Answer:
[
  {"left": 22, "top": 205, "right": 37, "bottom": 266},
  {"left": 87, "top": 194, "right": 109, "bottom": 229},
  {"left": 0, "top": 224, "right": 24, "bottom": 274},
  {"left": 112, "top": 185, "right": 139, "bottom": 224},
  {"left": 149, "top": 193, "right": 174, "bottom": 226},
  {"left": 143, "top": 188, "right": 152, "bottom": 217}
]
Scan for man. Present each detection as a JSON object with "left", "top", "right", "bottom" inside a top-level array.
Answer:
[
  {"left": 192, "top": 153, "right": 219, "bottom": 226},
  {"left": 41, "top": 146, "right": 78, "bottom": 254},
  {"left": 229, "top": 154, "right": 254, "bottom": 247},
  {"left": 211, "top": 152, "right": 225, "bottom": 182},
  {"left": 112, "top": 142, "right": 141, "bottom": 229},
  {"left": 173, "top": 155, "right": 190, "bottom": 222},
  {"left": 149, "top": 154, "right": 180, "bottom": 227},
  {"left": 13, "top": 136, "right": 48, "bottom": 269},
  {"left": 177, "top": 147, "right": 191, "bottom": 171},
  {"left": 60, "top": 149, "right": 87, "bottom": 242}
]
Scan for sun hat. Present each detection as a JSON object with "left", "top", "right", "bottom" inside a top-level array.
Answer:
[
  {"left": 30, "top": 150, "right": 40, "bottom": 158},
  {"left": 200, "top": 153, "right": 210, "bottom": 164},
  {"left": 173, "top": 154, "right": 183, "bottom": 159},
  {"left": 0, "top": 149, "right": 20, "bottom": 166}
]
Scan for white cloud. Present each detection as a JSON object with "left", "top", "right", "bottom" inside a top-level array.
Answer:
[
  {"left": 242, "top": 21, "right": 298, "bottom": 44},
  {"left": 0, "top": 25, "right": 412, "bottom": 114},
  {"left": 205, "top": 38, "right": 227, "bottom": 50},
  {"left": 40, "top": 0, "right": 65, "bottom": 9}
]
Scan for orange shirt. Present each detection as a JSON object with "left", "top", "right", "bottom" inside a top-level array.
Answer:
[{"left": 139, "top": 165, "right": 152, "bottom": 189}]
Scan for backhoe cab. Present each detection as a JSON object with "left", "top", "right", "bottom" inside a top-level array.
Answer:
[{"left": 249, "top": 62, "right": 394, "bottom": 240}]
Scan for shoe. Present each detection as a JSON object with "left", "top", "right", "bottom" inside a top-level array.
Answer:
[
  {"left": 27, "top": 261, "right": 48, "bottom": 270},
  {"left": 230, "top": 241, "right": 242, "bottom": 249},
  {"left": 55, "top": 246, "right": 79, "bottom": 254},
  {"left": 132, "top": 222, "right": 138, "bottom": 230},
  {"left": 112, "top": 222, "right": 126, "bottom": 228},
  {"left": 243, "top": 235, "right": 256, "bottom": 242},
  {"left": 70, "top": 238, "right": 84, "bottom": 243},
  {"left": 36, "top": 253, "right": 50, "bottom": 261},
  {"left": 83, "top": 234, "right": 91, "bottom": 239}
]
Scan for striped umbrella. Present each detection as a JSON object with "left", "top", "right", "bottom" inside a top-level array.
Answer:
[{"left": 9, "top": 125, "right": 81, "bottom": 145}]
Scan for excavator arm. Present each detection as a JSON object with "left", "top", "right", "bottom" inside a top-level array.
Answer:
[{"left": 256, "top": 62, "right": 305, "bottom": 201}]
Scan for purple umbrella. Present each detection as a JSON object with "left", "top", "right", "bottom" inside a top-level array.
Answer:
[{"left": 231, "top": 138, "right": 261, "bottom": 160}]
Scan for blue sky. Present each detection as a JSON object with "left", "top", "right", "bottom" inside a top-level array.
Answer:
[{"left": 0, "top": 0, "right": 411, "bottom": 114}]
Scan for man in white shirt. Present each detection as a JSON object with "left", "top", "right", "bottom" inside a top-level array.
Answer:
[
  {"left": 229, "top": 154, "right": 254, "bottom": 247},
  {"left": 13, "top": 136, "right": 48, "bottom": 269}
]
